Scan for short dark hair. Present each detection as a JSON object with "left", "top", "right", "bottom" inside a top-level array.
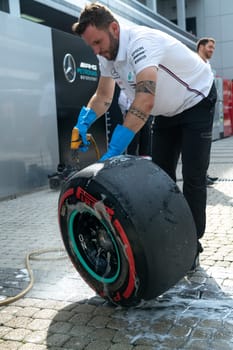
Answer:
[
  {"left": 72, "top": 2, "right": 118, "bottom": 35},
  {"left": 196, "top": 37, "right": 215, "bottom": 52}
]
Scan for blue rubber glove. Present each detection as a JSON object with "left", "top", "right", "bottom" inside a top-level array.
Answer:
[
  {"left": 75, "top": 106, "right": 97, "bottom": 152},
  {"left": 100, "top": 124, "right": 135, "bottom": 161}
]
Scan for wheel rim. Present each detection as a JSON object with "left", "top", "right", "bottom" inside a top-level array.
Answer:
[{"left": 68, "top": 209, "right": 121, "bottom": 283}]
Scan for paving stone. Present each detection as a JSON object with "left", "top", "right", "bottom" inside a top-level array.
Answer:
[
  {"left": 3, "top": 328, "right": 32, "bottom": 342},
  {"left": 112, "top": 330, "right": 133, "bottom": 344},
  {"left": 157, "top": 335, "right": 186, "bottom": 349},
  {"left": 109, "top": 344, "right": 133, "bottom": 350},
  {"left": 1, "top": 307, "right": 23, "bottom": 316},
  {"left": 11, "top": 299, "right": 41, "bottom": 308},
  {"left": 85, "top": 340, "right": 111, "bottom": 350},
  {"left": 134, "top": 346, "right": 159, "bottom": 350},
  {"left": 87, "top": 315, "right": 110, "bottom": 328},
  {"left": 4, "top": 316, "right": 32, "bottom": 329},
  {"left": 46, "top": 332, "right": 71, "bottom": 347},
  {"left": 14, "top": 307, "right": 39, "bottom": 318},
  {"left": 69, "top": 312, "right": 93, "bottom": 325},
  {"left": 184, "top": 339, "right": 210, "bottom": 349},
  {"left": 74, "top": 303, "right": 97, "bottom": 314},
  {"left": 48, "top": 320, "right": 73, "bottom": 334},
  {"left": 0, "top": 312, "right": 14, "bottom": 324},
  {"left": 0, "top": 326, "right": 14, "bottom": 338},
  {"left": 88, "top": 327, "right": 116, "bottom": 341},
  {"left": 27, "top": 319, "right": 52, "bottom": 331},
  {"left": 94, "top": 305, "right": 115, "bottom": 316},
  {"left": 0, "top": 340, "right": 22, "bottom": 349},
  {"left": 107, "top": 318, "right": 129, "bottom": 330},
  {"left": 52, "top": 310, "right": 74, "bottom": 322},
  {"left": 130, "top": 335, "right": 158, "bottom": 346},
  {"left": 24, "top": 330, "right": 47, "bottom": 344},
  {"left": 62, "top": 335, "right": 91, "bottom": 349},
  {"left": 32, "top": 308, "right": 57, "bottom": 320},
  {"left": 19, "top": 344, "right": 47, "bottom": 350},
  {"left": 150, "top": 320, "right": 172, "bottom": 334},
  {"left": 191, "top": 326, "right": 214, "bottom": 339},
  {"left": 169, "top": 324, "right": 192, "bottom": 337},
  {"left": 210, "top": 340, "right": 233, "bottom": 350}
]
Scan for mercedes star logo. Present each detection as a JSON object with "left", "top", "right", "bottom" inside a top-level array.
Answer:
[{"left": 63, "top": 53, "right": 76, "bottom": 83}]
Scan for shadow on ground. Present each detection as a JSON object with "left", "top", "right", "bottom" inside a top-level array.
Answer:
[{"left": 46, "top": 268, "right": 233, "bottom": 349}]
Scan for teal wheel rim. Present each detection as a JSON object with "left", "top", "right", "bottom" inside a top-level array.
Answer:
[{"left": 68, "top": 209, "right": 121, "bottom": 283}]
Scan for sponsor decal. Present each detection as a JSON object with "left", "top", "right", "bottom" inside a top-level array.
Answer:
[
  {"left": 76, "top": 187, "right": 114, "bottom": 217},
  {"left": 77, "top": 61, "right": 98, "bottom": 82},
  {"left": 63, "top": 53, "right": 76, "bottom": 83}
]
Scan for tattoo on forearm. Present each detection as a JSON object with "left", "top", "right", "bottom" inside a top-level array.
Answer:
[
  {"left": 128, "top": 106, "right": 148, "bottom": 122},
  {"left": 104, "top": 101, "right": 111, "bottom": 108},
  {"left": 136, "top": 80, "right": 156, "bottom": 95}
]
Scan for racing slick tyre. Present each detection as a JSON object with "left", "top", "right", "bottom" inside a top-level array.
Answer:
[{"left": 58, "top": 155, "right": 197, "bottom": 307}]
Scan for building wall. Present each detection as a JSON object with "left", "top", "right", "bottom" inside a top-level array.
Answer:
[
  {"left": 157, "top": 0, "right": 202, "bottom": 36},
  {"left": 202, "top": 0, "right": 233, "bottom": 78},
  {"left": 0, "top": 11, "right": 59, "bottom": 198},
  {"left": 156, "top": 0, "right": 233, "bottom": 79}
]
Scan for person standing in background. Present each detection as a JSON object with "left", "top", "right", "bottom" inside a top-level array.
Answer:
[
  {"left": 197, "top": 37, "right": 215, "bottom": 63},
  {"left": 197, "top": 37, "right": 218, "bottom": 186}
]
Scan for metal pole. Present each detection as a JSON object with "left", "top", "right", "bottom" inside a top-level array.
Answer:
[
  {"left": 8, "top": 0, "right": 20, "bottom": 16},
  {"left": 176, "top": 0, "right": 186, "bottom": 30},
  {"left": 146, "top": 0, "right": 157, "bottom": 13}
]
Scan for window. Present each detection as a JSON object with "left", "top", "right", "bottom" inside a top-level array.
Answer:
[
  {"left": 19, "top": 0, "right": 77, "bottom": 33},
  {"left": 0, "top": 0, "right": 10, "bottom": 13}
]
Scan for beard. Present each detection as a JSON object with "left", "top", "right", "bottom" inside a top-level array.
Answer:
[{"left": 106, "top": 31, "right": 119, "bottom": 60}]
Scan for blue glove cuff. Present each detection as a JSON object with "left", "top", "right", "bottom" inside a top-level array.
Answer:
[
  {"left": 100, "top": 124, "right": 135, "bottom": 161},
  {"left": 76, "top": 106, "right": 97, "bottom": 128},
  {"left": 110, "top": 124, "right": 135, "bottom": 150}
]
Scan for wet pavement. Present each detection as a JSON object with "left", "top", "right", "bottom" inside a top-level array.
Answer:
[{"left": 0, "top": 136, "right": 233, "bottom": 349}]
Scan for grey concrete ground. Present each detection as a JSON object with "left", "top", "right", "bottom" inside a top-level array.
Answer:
[{"left": 0, "top": 136, "right": 233, "bottom": 349}]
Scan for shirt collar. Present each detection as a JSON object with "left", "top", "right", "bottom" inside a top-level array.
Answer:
[{"left": 115, "top": 25, "right": 129, "bottom": 62}]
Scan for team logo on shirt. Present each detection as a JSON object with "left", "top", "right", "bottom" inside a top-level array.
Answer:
[
  {"left": 127, "top": 72, "right": 136, "bottom": 89},
  {"left": 111, "top": 68, "right": 120, "bottom": 79},
  {"left": 128, "top": 72, "right": 133, "bottom": 81}
]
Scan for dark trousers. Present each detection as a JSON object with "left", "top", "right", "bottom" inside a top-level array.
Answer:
[
  {"left": 127, "top": 115, "right": 153, "bottom": 156},
  {"left": 152, "top": 84, "right": 217, "bottom": 239}
]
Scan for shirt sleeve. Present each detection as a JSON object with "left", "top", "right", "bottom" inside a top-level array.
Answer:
[{"left": 127, "top": 30, "right": 167, "bottom": 75}]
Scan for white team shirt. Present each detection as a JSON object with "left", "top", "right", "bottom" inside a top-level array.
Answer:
[{"left": 98, "top": 25, "right": 214, "bottom": 117}]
